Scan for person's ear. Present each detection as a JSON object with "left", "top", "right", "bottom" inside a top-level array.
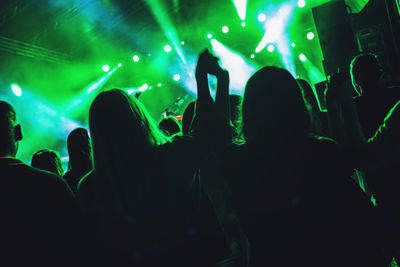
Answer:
[{"left": 15, "top": 124, "right": 22, "bottom": 141}]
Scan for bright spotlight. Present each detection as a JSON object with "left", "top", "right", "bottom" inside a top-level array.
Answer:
[
  {"left": 207, "top": 33, "right": 213, "bottom": 39},
  {"left": 10, "top": 83, "right": 22, "bottom": 97},
  {"left": 102, "top": 64, "right": 110, "bottom": 72},
  {"left": 181, "top": 41, "right": 185, "bottom": 45},
  {"left": 307, "top": 32, "right": 315, "bottom": 40},
  {"left": 222, "top": 26, "right": 229, "bottom": 33},
  {"left": 258, "top": 13, "right": 266, "bottom": 22},
  {"left": 299, "top": 53, "right": 307, "bottom": 61},
  {"left": 173, "top": 74, "right": 181, "bottom": 81},
  {"left": 189, "top": 73, "right": 193, "bottom": 77},
  {"left": 157, "top": 83, "right": 163, "bottom": 87},
  {"left": 250, "top": 54, "right": 255, "bottom": 58},
  {"left": 297, "top": 0, "right": 306, "bottom": 8},
  {"left": 267, "top": 44, "right": 275, "bottom": 52},
  {"left": 133, "top": 55, "right": 140, "bottom": 62},
  {"left": 232, "top": 0, "right": 247, "bottom": 20},
  {"left": 118, "top": 63, "right": 122, "bottom": 67},
  {"left": 142, "top": 83, "right": 149, "bottom": 91},
  {"left": 164, "top": 44, "right": 172, "bottom": 53},
  {"left": 291, "top": 42, "right": 296, "bottom": 47},
  {"left": 241, "top": 21, "right": 246, "bottom": 27}
]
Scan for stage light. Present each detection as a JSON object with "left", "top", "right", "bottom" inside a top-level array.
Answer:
[
  {"left": 118, "top": 63, "right": 122, "bottom": 67},
  {"left": 181, "top": 41, "right": 185, "bottom": 45},
  {"left": 207, "top": 33, "right": 213, "bottom": 39},
  {"left": 299, "top": 53, "right": 307, "bottom": 61},
  {"left": 307, "top": 32, "right": 315, "bottom": 40},
  {"left": 267, "top": 44, "right": 275, "bottom": 52},
  {"left": 133, "top": 55, "right": 140, "bottom": 62},
  {"left": 11, "top": 83, "right": 22, "bottom": 96},
  {"left": 297, "top": 0, "right": 306, "bottom": 8},
  {"left": 164, "top": 44, "right": 172, "bottom": 53},
  {"left": 173, "top": 74, "right": 181, "bottom": 81},
  {"left": 258, "top": 13, "right": 266, "bottom": 22},
  {"left": 158, "top": 83, "right": 163, "bottom": 87},
  {"left": 222, "top": 26, "right": 229, "bottom": 33},
  {"left": 232, "top": 0, "right": 247, "bottom": 20},
  {"left": 189, "top": 73, "right": 193, "bottom": 77},
  {"left": 142, "top": 83, "right": 149, "bottom": 91},
  {"left": 241, "top": 21, "right": 246, "bottom": 27},
  {"left": 250, "top": 54, "right": 255, "bottom": 58},
  {"left": 291, "top": 42, "right": 296, "bottom": 47},
  {"left": 102, "top": 64, "right": 110, "bottom": 72}
]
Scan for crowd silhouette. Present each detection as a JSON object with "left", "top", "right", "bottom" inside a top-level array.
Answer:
[{"left": 1, "top": 50, "right": 400, "bottom": 266}]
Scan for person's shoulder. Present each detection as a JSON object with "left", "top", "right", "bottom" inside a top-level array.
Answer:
[
  {"left": 77, "top": 169, "right": 95, "bottom": 192},
  {"left": 307, "top": 136, "right": 340, "bottom": 156}
]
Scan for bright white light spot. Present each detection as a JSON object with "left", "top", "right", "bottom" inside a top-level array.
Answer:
[
  {"left": 241, "top": 21, "right": 246, "bottom": 27},
  {"left": 102, "top": 64, "right": 110, "bottom": 72},
  {"left": 250, "top": 54, "right": 255, "bottom": 58},
  {"left": 291, "top": 42, "right": 296, "bottom": 47},
  {"left": 232, "top": 0, "right": 247, "bottom": 20},
  {"left": 189, "top": 73, "right": 193, "bottom": 77},
  {"left": 299, "top": 53, "right": 307, "bottom": 61},
  {"left": 267, "top": 44, "right": 275, "bottom": 52},
  {"left": 173, "top": 74, "right": 180, "bottom": 81},
  {"left": 11, "top": 84, "right": 22, "bottom": 96},
  {"left": 118, "top": 63, "right": 122, "bottom": 67},
  {"left": 207, "top": 33, "right": 213, "bottom": 39},
  {"left": 258, "top": 13, "right": 266, "bottom": 22},
  {"left": 307, "top": 32, "right": 315, "bottom": 40},
  {"left": 133, "top": 55, "right": 140, "bottom": 62},
  {"left": 297, "top": 0, "right": 306, "bottom": 8},
  {"left": 181, "top": 41, "right": 185, "bottom": 45},
  {"left": 142, "top": 84, "right": 149, "bottom": 90},
  {"left": 164, "top": 45, "right": 172, "bottom": 53},
  {"left": 222, "top": 26, "right": 229, "bottom": 33},
  {"left": 158, "top": 83, "right": 162, "bottom": 87}
]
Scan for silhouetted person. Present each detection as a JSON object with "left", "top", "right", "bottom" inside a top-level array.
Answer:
[
  {"left": 297, "top": 78, "right": 329, "bottom": 137},
  {"left": 229, "top": 94, "right": 243, "bottom": 141},
  {"left": 158, "top": 116, "right": 182, "bottom": 136},
  {"left": 351, "top": 53, "right": 400, "bottom": 139},
  {"left": 0, "top": 100, "right": 87, "bottom": 266},
  {"left": 221, "top": 67, "right": 386, "bottom": 266},
  {"left": 182, "top": 101, "right": 195, "bottom": 135},
  {"left": 64, "top": 128, "right": 93, "bottom": 193},
  {"left": 31, "top": 149, "right": 64, "bottom": 177}
]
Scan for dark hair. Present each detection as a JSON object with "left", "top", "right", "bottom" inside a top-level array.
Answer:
[
  {"left": 158, "top": 116, "right": 182, "bottom": 136},
  {"left": 88, "top": 89, "right": 170, "bottom": 212},
  {"left": 0, "top": 101, "right": 18, "bottom": 156},
  {"left": 31, "top": 149, "right": 64, "bottom": 177},
  {"left": 350, "top": 53, "right": 382, "bottom": 94},
  {"left": 67, "top": 128, "right": 92, "bottom": 171},
  {"left": 242, "top": 67, "right": 310, "bottom": 145}
]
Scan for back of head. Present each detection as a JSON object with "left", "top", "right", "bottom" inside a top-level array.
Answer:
[
  {"left": 350, "top": 53, "right": 382, "bottom": 94},
  {"left": 242, "top": 67, "right": 310, "bottom": 147},
  {"left": 31, "top": 149, "right": 64, "bottom": 177},
  {"left": 182, "top": 101, "right": 195, "bottom": 135},
  {"left": 158, "top": 116, "right": 182, "bottom": 136},
  {"left": 0, "top": 101, "right": 20, "bottom": 157},
  {"left": 67, "top": 127, "right": 92, "bottom": 171}
]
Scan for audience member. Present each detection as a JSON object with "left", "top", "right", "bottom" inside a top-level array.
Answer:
[
  {"left": 64, "top": 128, "right": 93, "bottom": 193},
  {"left": 31, "top": 149, "right": 64, "bottom": 177},
  {"left": 182, "top": 101, "right": 195, "bottom": 135},
  {"left": 158, "top": 116, "right": 182, "bottom": 136}
]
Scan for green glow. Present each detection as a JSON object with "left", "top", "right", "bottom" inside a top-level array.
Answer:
[
  {"left": 117, "top": 63, "right": 122, "bottom": 67},
  {"left": 102, "top": 64, "right": 110, "bottom": 72},
  {"left": 257, "top": 13, "right": 266, "bottom": 22},
  {"left": 173, "top": 74, "right": 180, "bottom": 81},
  {"left": 250, "top": 54, "right": 255, "bottom": 58},
  {"left": 267, "top": 44, "right": 275, "bottom": 52},
  {"left": 241, "top": 21, "right": 246, "bottom": 27},
  {"left": 222, "top": 26, "right": 229, "bottom": 33},
  {"left": 291, "top": 42, "right": 296, "bottom": 47},
  {"left": 181, "top": 41, "right": 185, "bottom": 45},
  {"left": 207, "top": 33, "right": 213, "bottom": 39},
  {"left": 133, "top": 55, "right": 140, "bottom": 62},
  {"left": 299, "top": 53, "right": 307, "bottom": 62},
  {"left": 232, "top": 0, "right": 247, "bottom": 20},
  {"left": 11, "top": 83, "right": 22, "bottom": 97},
  {"left": 164, "top": 44, "right": 172, "bottom": 53},
  {"left": 307, "top": 32, "right": 315, "bottom": 40},
  {"left": 297, "top": 0, "right": 306, "bottom": 8},
  {"left": 157, "top": 83, "right": 162, "bottom": 87}
]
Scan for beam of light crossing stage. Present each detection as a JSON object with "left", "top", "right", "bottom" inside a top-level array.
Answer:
[{"left": 232, "top": 0, "right": 247, "bottom": 21}]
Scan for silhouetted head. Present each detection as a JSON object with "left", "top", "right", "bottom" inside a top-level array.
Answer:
[
  {"left": 89, "top": 89, "right": 169, "bottom": 175},
  {"left": 67, "top": 127, "right": 92, "bottom": 171},
  {"left": 0, "top": 101, "right": 22, "bottom": 157},
  {"left": 242, "top": 67, "right": 310, "bottom": 147},
  {"left": 296, "top": 79, "right": 320, "bottom": 113},
  {"left": 350, "top": 53, "right": 382, "bottom": 95},
  {"left": 182, "top": 101, "right": 195, "bottom": 135},
  {"left": 158, "top": 116, "right": 182, "bottom": 136},
  {"left": 31, "top": 149, "right": 64, "bottom": 177}
]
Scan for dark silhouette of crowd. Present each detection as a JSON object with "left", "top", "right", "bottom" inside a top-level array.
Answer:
[{"left": 1, "top": 50, "right": 400, "bottom": 267}]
